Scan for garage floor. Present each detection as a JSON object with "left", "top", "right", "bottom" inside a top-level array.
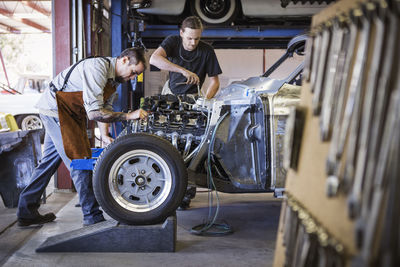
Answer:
[{"left": 0, "top": 190, "right": 281, "bottom": 267}]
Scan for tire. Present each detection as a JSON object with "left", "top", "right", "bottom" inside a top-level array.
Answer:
[
  {"left": 191, "top": 0, "right": 238, "bottom": 25},
  {"left": 16, "top": 114, "right": 43, "bottom": 131},
  {"left": 93, "top": 133, "right": 188, "bottom": 225},
  {"left": 16, "top": 114, "right": 45, "bottom": 143}
]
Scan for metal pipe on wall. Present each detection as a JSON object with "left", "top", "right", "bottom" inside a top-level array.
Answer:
[
  {"left": 77, "top": 0, "right": 83, "bottom": 60},
  {"left": 83, "top": 0, "right": 92, "bottom": 57},
  {"left": 71, "top": 0, "right": 77, "bottom": 63},
  {"left": 111, "top": 0, "right": 130, "bottom": 136}
]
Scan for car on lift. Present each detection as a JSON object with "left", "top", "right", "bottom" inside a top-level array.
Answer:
[
  {"left": 0, "top": 93, "right": 43, "bottom": 131},
  {"left": 134, "top": 0, "right": 331, "bottom": 25},
  {"left": 92, "top": 34, "right": 306, "bottom": 225}
]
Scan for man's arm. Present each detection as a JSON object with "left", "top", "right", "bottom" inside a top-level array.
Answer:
[
  {"left": 97, "top": 122, "right": 113, "bottom": 146},
  {"left": 88, "top": 108, "right": 147, "bottom": 123},
  {"left": 204, "top": 76, "right": 220, "bottom": 99},
  {"left": 150, "top": 47, "right": 200, "bottom": 84}
]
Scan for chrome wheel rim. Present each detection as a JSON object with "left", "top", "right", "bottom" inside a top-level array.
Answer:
[
  {"left": 21, "top": 115, "right": 43, "bottom": 130},
  {"left": 196, "top": 0, "right": 235, "bottom": 24},
  {"left": 108, "top": 149, "right": 172, "bottom": 212},
  {"left": 204, "top": 0, "right": 227, "bottom": 17}
]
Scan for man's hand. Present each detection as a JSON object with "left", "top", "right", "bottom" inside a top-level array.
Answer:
[
  {"left": 126, "top": 108, "right": 148, "bottom": 120},
  {"left": 101, "top": 134, "right": 114, "bottom": 147},
  {"left": 183, "top": 70, "right": 200, "bottom": 84},
  {"left": 97, "top": 122, "right": 113, "bottom": 147}
]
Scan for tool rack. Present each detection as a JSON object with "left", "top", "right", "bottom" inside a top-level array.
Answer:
[{"left": 273, "top": 0, "right": 400, "bottom": 266}]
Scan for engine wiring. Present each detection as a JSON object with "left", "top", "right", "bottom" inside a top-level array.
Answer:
[
  {"left": 183, "top": 100, "right": 212, "bottom": 163},
  {"left": 190, "top": 110, "right": 233, "bottom": 236}
]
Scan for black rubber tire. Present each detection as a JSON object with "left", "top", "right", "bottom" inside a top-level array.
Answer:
[
  {"left": 93, "top": 133, "right": 188, "bottom": 225},
  {"left": 191, "top": 0, "right": 239, "bottom": 25}
]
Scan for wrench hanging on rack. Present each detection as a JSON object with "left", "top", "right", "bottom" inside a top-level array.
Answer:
[
  {"left": 309, "top": 29, "right": 323, "bottom": 93},
  {"left": 303, "top": 33, "right": 314, "bottom": 83},
  {"left": 325, "top": 16, "right": 358, "bottom": 178},
  {"left": 320, "top": 16, "right": 346, "bottom": 141},
  {"left": 312, "top": 21, "right": 332, "bottom": 115}
]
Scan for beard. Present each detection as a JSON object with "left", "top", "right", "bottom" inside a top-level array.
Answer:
[{"left": 115, "top": 76, "right": 125, "bottom": 83}]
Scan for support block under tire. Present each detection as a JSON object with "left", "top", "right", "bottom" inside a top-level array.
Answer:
[{"left": 93, "top": 133, "right": 188, "bottom": 225}]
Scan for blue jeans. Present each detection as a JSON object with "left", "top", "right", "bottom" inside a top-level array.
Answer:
[{"left": 17, "top": 114, "right": 104, "bottom": 225}]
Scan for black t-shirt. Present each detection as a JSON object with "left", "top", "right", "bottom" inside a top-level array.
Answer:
[{"left": 160, "top": 35, "right": 222, "bottom": 94}]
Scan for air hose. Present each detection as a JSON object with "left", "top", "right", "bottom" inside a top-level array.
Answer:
[{"left": 190, "top": 111, "right": 233, "bottom": 236}]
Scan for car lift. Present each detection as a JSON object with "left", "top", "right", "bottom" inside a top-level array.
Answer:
[{"left": 36, "top": 149, "right": 177, "bottom": 253}]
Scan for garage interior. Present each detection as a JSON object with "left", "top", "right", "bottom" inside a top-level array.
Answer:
[{"left": 1, "top": 0, "right": 399, "bottom": 266}]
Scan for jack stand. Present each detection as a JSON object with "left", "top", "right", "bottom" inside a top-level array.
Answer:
[{"left": 36, "top": 215, "right": 176, "bottom": 253}]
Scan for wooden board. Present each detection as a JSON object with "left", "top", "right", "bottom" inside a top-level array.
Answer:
[{"left": 272, "top": 0, "right": 384, "bottom": 265}]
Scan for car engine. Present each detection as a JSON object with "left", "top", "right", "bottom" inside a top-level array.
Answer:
[{"left": 132, "top": 94, "right": 208, "bottom": 160}]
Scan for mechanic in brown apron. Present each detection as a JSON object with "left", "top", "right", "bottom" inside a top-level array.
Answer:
[
  {"left": 17, "top": 48, "right": 148, "bottom": 227},
  {"left": 56, "top": 80, "right": 117, "bottom": 160}
]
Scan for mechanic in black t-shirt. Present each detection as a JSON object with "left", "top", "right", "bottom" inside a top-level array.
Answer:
[{"left": 149, "top": 16, "right": 222, "bottom": 99}]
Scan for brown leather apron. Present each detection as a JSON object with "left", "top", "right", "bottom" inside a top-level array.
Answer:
[{"left": 56, "top": 81, "right": 116, "bottom": 159}]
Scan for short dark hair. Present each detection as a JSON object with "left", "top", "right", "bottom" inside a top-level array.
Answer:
[
  {"left": 181, "top": 16, "right": 203, "bottom": 31},
  {"left": 118, "top": 47, "right": 147, "bottom": 70}
]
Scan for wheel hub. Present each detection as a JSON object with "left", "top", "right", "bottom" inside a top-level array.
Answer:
[
  {"left": 205, "top": 0, "right": 225, "bottom": 15},
  {"left": 135, "top": 176, "right": 146, "bottom": 186},
  {"left": 21, "top": 115, "right": 43, "bottom": 130},
  {"left": 109, "top": 150, "right": 172, "bottom": 212}
]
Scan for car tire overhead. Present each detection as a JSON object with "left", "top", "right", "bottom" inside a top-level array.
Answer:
[
  {"left": 191, "top": 0, "right": 239, "bottom": 25},
  {"left": 93, "top": 133, "right": 188, "bottom": 225}
]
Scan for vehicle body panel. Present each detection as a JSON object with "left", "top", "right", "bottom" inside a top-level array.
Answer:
[
  {"left": 240, "top": 0, "right": 329, "bottom": 18},
  {"left": 138, "top": 0, "right": 186, "bottom": 15},
  {"left": 0, "top": 93, "right": 42, "bottom": 116},
  {"left": 137, "top": 0, "right": 328, "bottom": 18}
]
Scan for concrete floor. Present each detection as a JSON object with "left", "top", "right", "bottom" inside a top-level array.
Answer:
[{"left": 0, "top": 190, "right": 281, "bottom": 267}]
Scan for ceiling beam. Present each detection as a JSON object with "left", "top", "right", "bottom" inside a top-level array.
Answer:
[
  {"left": 21, "top": 1, "right": 51, "bottom": 17},
  {"left": 0, "top": 7, "right": 50, "bottom": 32},
  {"left": 0, "top": 21, "right": 21, "bottom": 33},
  {"left": 20, "top": 18, "right": 50, "bottom": 32},
  {"left": 0, "top": 6, "right": 14, "bottom": 16}
]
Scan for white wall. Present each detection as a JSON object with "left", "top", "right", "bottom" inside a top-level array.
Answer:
[{"left": 211, "top": 49, "right": 265, "bottom": 89}]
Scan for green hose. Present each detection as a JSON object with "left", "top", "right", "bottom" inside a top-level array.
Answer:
[{"left": 190, "top": 111, "right": 233, "bottom": 236}]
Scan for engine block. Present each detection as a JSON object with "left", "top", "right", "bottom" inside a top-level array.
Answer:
[{"left": 134, "top": 94, "right": 208, "bottom": 157}]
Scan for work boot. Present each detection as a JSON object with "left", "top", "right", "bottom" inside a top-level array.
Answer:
[
  {"left": 83, "top": 217, "right": 106, "bottom": 227},
  {"left": 17, "top": 212, "right": 56, "bottom": 227}
]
